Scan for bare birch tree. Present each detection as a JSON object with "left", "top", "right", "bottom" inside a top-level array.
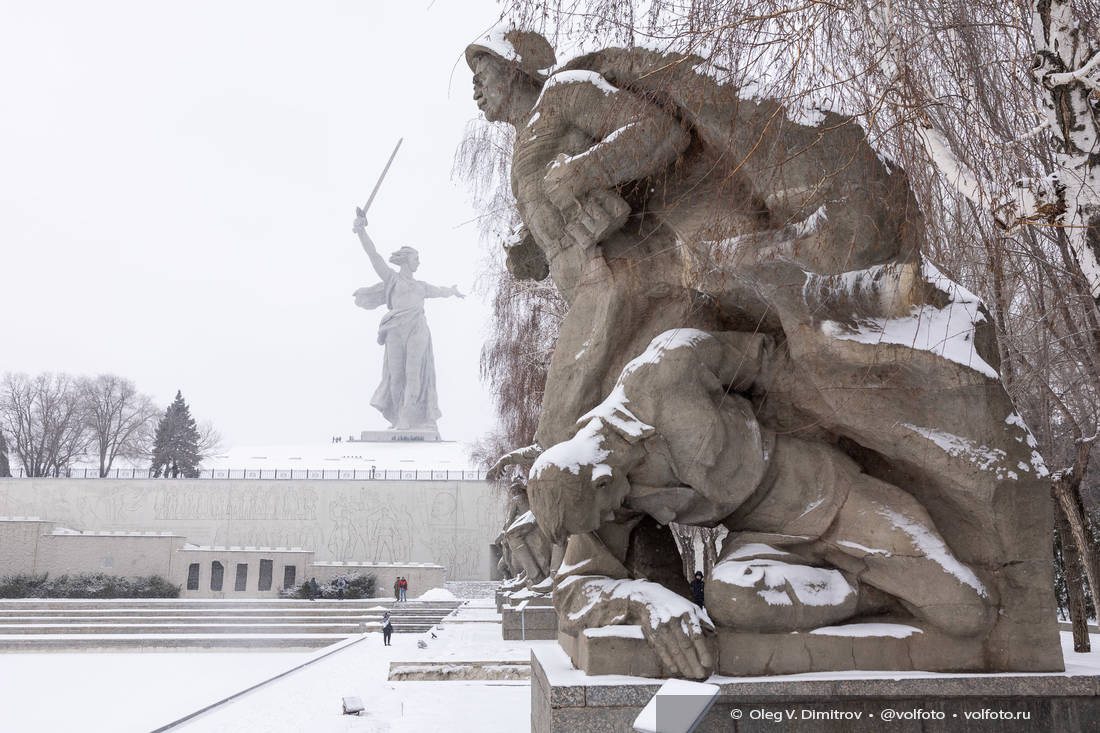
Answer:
[
  {"left": 81, "top": 374, "right": 159, "bottom": 477},
  {"left": 0, "top": 372, "right": 90, "bottom": 477},
  {"left": 196, "top": 418, "right": 224, "bottom": 464}
]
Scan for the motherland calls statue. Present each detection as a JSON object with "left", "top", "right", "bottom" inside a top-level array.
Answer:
[
  {"left": 467, "top": 27, "right": 1063, "bottom": 680},
  {"left": 352, "top": 212, "right": 464, "bottom": 433}
]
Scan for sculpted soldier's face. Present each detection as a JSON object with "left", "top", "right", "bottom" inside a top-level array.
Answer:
[
  {"left": 528, "top": 461, "right": 631, "bottom": 544},
  {"left": 472, "top": 55, "right": 520, "bottom": 123},
  {"left": 527, "top": 420, "right": 637, "bottom": 543}
]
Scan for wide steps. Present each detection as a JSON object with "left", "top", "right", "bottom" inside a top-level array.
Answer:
[
  {"left": 0, "top": 635, "right": 347, "bottom": 651},
  {"left": 0, "top": 600, "right": 458, "bottom": 611},
  {"left": 0, "top": 599, "right": 460, "bottom": 650},
  {"left": 0, "top": 603, "right": 451, "bottom": 616},
  {"left": 0, "top": 617, "right": 443, "bottom": 632}
]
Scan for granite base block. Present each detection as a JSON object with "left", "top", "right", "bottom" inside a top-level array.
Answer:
[
  {"left": 560, "top": 630, "right": 662, "bottom": 678},
  {"left": 561, "top": 624, "right": 994, "bottom": 677},
  {"left": 532, "top": 645, "right": 1100, "bottom": 733},
  {"left": 502, "top": 605, "right": 558, "bottom": 641}
]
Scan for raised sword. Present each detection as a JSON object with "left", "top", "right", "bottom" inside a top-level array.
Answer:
[{"left": 356, "top": 137, "right": 403, "bottom": 218}]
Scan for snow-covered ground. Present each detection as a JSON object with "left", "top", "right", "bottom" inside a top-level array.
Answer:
[
  {"left": 1, "top": 607, "right": 1097, "bottom": 733},
  {"left": 0, "top": 599, "right": 548, "bottom": 733},
  {"left": 174, "top": 601, "right": 553, "bottom": 733},
  {"left": 0, "top": 650, "right": 306, "bottom": 733}
]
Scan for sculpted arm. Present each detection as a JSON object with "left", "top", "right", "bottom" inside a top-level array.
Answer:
[
  {"left": 504, "top": 223, "right": 549, "bottom": 281},
  {"left": 422, "top": 282, "right": 464, "bottom": 299},
  {"left": 352, "top": 213, "right": 394, "bottom": 284},
  {"left": 554, "top": 528, "right": 715, "bottom": 680},
  {"left": 542, "top": 77, "right": 691, "bottom": 208}
]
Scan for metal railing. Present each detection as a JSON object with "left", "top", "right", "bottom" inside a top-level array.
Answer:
[{"left": 10, "top": 467, "right": 489, "bottom": 481}]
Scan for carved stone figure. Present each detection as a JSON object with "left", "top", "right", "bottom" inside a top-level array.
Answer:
[
  {"left": 352, "top": 213, "right": 463, "bottom": 431},
  {"left": 529, "top": 328, "right": 1001, "bottom": 678},
  {"left": 494, "top": 478, "right": 554, "bottom": 585},
  {"left": 466, "top": 27, "right": 1062, "bottom": 679}
]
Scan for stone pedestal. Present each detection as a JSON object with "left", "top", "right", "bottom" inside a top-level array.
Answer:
[
  {"left": 716, "top": 625, "right": 987, "bottom": 675},
  {"left": 532, "top": 645, "right": 1100, "bottom": 733},
  {"left": 356, "top": 428, "right": 441, "bottom": 442},
  {"left": 559, "top": 628, "right": 662, "bottom": 678},
  {"left": 561, "top": 623, "right": 1005, "bottom": 677},
  {"left": 502, "top": 603, "right": 558, "bottom": 640}
]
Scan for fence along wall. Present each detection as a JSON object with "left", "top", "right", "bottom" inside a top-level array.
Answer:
[
  {"left": 0, "top": 478, "right": 504, "bottom": 580},
  {"left": 26, "top": 467, "right": 488, "bottom": 481}
]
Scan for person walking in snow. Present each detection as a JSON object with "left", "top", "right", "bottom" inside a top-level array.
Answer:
[
  {"left": 307, "top": 577, "right": 318, "bottom": 601},
  {"left": 394, "top": 576, "right": 400, "bottom": 600},
  {"left": 398, "top": 577, "right": 408, "bottom": 602},
  {"left": 381, "top": 611, "right": 393, "bottom": 646},
  {"left": 336, "top": 575, "right": 347, "bottom": 600}
]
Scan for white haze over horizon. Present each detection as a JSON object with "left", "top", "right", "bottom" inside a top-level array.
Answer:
[{"left": 0, "top": 1, "right": 507, "bottom": 451}]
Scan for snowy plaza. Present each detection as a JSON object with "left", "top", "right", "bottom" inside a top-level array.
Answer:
[{"left": 1, "top": 593, "right": 1099, "bottom": 731}]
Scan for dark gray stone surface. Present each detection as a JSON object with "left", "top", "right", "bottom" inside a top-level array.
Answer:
[{"left": 502, "top": 605, "right": 559, "bottom": 640}]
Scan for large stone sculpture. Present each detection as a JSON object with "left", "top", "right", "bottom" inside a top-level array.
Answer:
[
  {"left": 352, "top": 214, "right": 463, "bottom": 433},
  {"left": 494, "top": 478, "right": 555, "bottom": 586},
  {"left": 466, "top": 27, "right": 1063, "bottom": 679}
]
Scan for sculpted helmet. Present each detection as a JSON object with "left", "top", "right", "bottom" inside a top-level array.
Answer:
[{"left": 464, "top": 26, "right": 556, "bottom": 80}]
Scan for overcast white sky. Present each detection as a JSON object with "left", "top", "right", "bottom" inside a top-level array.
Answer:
[{"left": 0, "top": 1, "right": 509, "bottom": 449}]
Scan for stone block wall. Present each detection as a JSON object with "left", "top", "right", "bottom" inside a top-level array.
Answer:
[
  {"left": 39, "top": 532, "right": 185, "bottom": 578},
  {"left": 0, "top": 477, "right": 505, "bottom": 579},
  {"left": 0, "top": 518, "right": 53, "bottom": 577}
]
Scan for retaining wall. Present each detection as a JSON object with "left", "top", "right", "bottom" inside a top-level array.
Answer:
[{"left": 0, "top": 478, "right": 503, "bottom": 580}]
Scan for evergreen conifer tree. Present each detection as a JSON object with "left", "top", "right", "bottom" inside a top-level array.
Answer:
[{"left": 150, "top": 391, "right": 201, "bottom": 478}]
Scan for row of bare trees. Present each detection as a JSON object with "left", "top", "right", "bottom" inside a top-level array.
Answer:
[
  {"left": 0, "top": 373, "right": 218, "bottom": 478},
  {"left": 460, "top": 0, "right": 1098, "bottom": 640}
]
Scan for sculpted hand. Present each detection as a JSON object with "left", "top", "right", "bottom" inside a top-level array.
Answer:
[
  {"left": 561, "top": 189, "right": 631, "bottom": 251},
  {"left": 487, "top": 444, "right": 543, "bottom": 481},
  {"left": 640, "top": 595, "right": 716, "bottom": 680},
  {"left": 451, "top": 285, "right": 466, "bottom": 299},
  {"left": 544, "top": 154, "right": 587, "bottom": 211},
  {"left": 352, "top": 207, "right": 368, "bottom": 234}
]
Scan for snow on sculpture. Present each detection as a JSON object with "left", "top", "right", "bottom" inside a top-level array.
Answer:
[{"left": 466, "top": 26, "right": 1064, "bottom": 679}]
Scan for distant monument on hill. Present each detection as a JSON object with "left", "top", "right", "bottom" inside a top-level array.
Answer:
[{"left": 350, "top": 209, "right": 464, "bottom": 442}]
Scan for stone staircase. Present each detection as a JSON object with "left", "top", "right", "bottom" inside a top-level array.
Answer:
[{"left": 0, "top": 598, "right": 461, "bottom": 651}]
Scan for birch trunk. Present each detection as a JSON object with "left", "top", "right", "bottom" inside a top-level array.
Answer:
[
  {"left": 1052, "top": 454, "right": 1100, "bottom": 631},
  {"left": 1055, "top": 501, "right": 1092, "bottom": 651},
  {"left": 1030, "top": 1, "right": 1100, "bottom": 305}
]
